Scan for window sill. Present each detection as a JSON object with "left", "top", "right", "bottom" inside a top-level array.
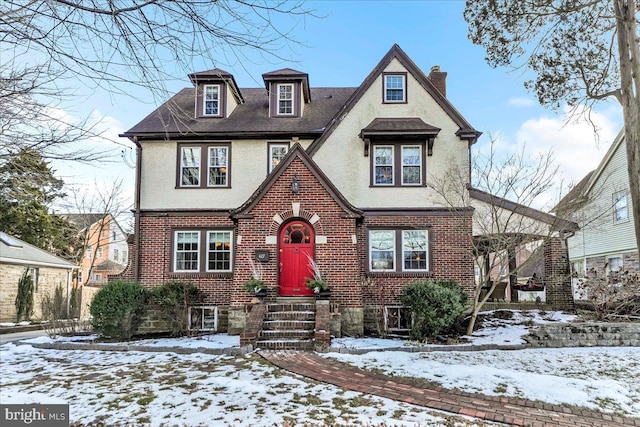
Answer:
[
  {"left": 367, "top": 271, "right": 432, "bottom": 278},
  {"left": 168, "top": 272, "right": 233, "bottom": 279}
]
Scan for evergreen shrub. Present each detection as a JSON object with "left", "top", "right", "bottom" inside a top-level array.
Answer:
[
  {"left": 90, "top": 281, "right": 148, "bottom": 340},
  {"left": 400, "top": 279, "right": 467, "bottom": 341}
]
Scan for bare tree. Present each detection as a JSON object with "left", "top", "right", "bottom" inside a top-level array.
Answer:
[
  {"left": 431, "top": 139, "right": 571, "bottom": 334},
  {"left": 61, "top": 179, "right": 132, "bottom": 285},
  {"left": 464, "top": 0, "right": 640, "bottom": 256},
  {"left": 1, "top": 1, "right": 316, "bottom": 100}
]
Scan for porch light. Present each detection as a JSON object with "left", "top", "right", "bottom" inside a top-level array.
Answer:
[{"left": 291, "top": 175, "right": 300, "bottom": 194}]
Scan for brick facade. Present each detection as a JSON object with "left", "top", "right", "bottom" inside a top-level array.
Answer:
[
  {"left": 123, "top": 153, "right": 479, "bottom": 335},
  {"left": 543, "top": 237, "right": 574, "bottom": 310}
]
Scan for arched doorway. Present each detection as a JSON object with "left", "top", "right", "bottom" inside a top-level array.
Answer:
[{"left": 279, "top": 220, "right": 315, "bottom": 296}]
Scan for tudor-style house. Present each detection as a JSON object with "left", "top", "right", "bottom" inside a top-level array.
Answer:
[{"left": 120, "top": 45, "right": 573, "bottom": 345}]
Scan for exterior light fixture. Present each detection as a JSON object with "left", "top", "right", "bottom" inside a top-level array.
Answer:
[{"left": 291, "top": 175, "right": 300, "bottom": 194}]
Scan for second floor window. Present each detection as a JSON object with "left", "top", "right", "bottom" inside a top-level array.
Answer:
[
  {"left": 178, "top": 144, "right": 231, "bottom": 188},
  {"left": 269, "top": 143, "right": 289, "bottom": 173},
  {"left": 613, "top": 191, "right": 629, "bottom": 223},
  {"left": 208, "top": 147, "right": 228, "bottom": 186},
  {"left": 203, "top": 85, "right": 220, "bottom": 116},
  {"left": 180, "top": 147, "right": 201, "bottom": 186},
  {"left": 97, "top": 247, "right": 103, "bottom": 258},
  {"left": 373, "top": 144, "right": 424, "bottom": 187},
  {"left": 277, "top": 83, "right": 294, "bottom": 115}
]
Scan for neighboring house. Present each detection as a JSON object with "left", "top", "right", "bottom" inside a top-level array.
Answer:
[
  {"left": 64, "top": 214, "right": 129, "bottom": 285},
  {"left": 120, "top": 45, "right": 573, "bottom": 338},
  {"left": 0, "top": 232, "right": 77, "bottom": 322},
  {"left": 556, "top": 130, "right": 638, "bottom": 298}
]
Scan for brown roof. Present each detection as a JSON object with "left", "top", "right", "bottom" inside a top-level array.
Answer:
[
  {"left": 360, "top": 118, "right": 440, "bottom": 138},
  {"left": 122, "top": 87, "right": 355, "bottom": 140},
  {"left": 469, "top": 187, "right": 578, "bottom": 232}
]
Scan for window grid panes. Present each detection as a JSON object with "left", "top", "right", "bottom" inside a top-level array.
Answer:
[
  {"left": 402, "top": 230, "right": 427, "bottom": 271},
  {"left": 207, "top": 231, "right": 232, "bottom": 271},
  {"left": 374, "top": 146, "right": 394, "bottom": 185},
  {"left": 370, "top": 230, "right": 395, "bottom": 271},
  {"left": 384, "top": 306, "right": 412, "bottom": 333},
  {"left": 181, "top": 147, "right": 201, "bottom": 186},
  {"left": 608, "top": 256, "right": 623, "bottom": 273},
  {"left": 277, "top": 84, "right": 294, "bottom": 115},
  {"left": 204, "top": 85, "right": 219, "bottom": 115},
  {"left": 402, "top": 146, "right": 421, "bottom": 185},
  {"left": 175, "top": 231, "right": 199, "bottom": 271},
  {"left": 208, "top": 147, "right": 228, "bottom": 186},
  {"left": 613, "top": 191, "right": 629, "bottom": 223},
  {"left": 269, "top": 144, "right": 289, "bottom": 172},
  {"left": 385, "top": 75, "right": 405, "bottom": 102}
]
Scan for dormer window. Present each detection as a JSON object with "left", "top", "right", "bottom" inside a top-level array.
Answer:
[
  {"left": 203, "top": 85, "right": 221, "bottom": 116},
  {"left": 277, "top": 83, "right": 294, "bottom": 115},
  {"left": 383, "top": 73, "right": 406, "bottom": 103}
]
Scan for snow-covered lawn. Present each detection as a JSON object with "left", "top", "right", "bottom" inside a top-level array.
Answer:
[{"left": 1, "top": 310, "right": 639, "bottom": 426}]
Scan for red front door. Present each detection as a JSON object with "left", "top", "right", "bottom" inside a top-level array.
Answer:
[{"left": 279, "top": 221, "right": 315, "bottom": 296}]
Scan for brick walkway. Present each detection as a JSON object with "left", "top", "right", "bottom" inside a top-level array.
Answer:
[{"left": 259, "top": 350, "right": 640, "bottom": 427}]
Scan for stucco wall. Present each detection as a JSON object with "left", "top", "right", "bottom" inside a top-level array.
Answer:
[
  {"left": 313, "top": 58, "right": 470, "bottom": 208},
  {"left": 139, "top": 139, "right": 313, "bottom": 210}
]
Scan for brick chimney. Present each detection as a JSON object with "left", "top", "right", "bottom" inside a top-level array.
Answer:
[{"left": 428, "top": 65, "right": 447, "bottom": 97}]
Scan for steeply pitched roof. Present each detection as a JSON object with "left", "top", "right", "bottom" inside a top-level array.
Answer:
[
  {"left": 231, "top": 143, "right": 363, "bottom": 219},
  {"left": 0, "top": 232, "right": 77, "bottom": 269},
  {"left": 553, "top": 129, "right": 625, "bottom": 215},
  {"left": 62, "top": 213, "right": 106, "bottom": 230},
  {"left": 307, "top": 44, "right": 481, "bottom": 155},
  {"left": 122, "top": 87, "right": 355, "bottom": 140}
]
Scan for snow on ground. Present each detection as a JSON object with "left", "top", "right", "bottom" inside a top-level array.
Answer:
[
  {"left": 1, "top": 309, "right": 639, "bottom": 426},
  {"left": 0, "top": 342, "right": 490, "bottom": 427}
]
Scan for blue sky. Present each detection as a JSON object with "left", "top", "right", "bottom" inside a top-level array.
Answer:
[{"left": 53, "top": 1, "right": 623, "bottom": 214}]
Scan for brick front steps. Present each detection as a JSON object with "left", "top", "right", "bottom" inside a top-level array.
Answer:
[{"left": 240, "top": 300, "right": 332, "bottom": 351}]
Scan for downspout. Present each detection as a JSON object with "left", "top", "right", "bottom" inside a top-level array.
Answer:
[{"left": 130, "top": 136, "right": 142, "bottom": 283}]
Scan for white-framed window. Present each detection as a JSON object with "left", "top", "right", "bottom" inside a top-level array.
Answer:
[
  {"left": 613, "top": 191, "right": 629, "bottom": 223},
  {"left": 369, "top": 229, "right": 429, "bottom": 272},
  {"left": 608, "top": 256, "right": 623, "bottom": 273},
  {"left": 86, "top": 245, "right": 92, "bottom": 259},
  {"left": 113, "top": 249, "right": 119, "bottom": 262},
  {"left": 401, "top": 145, "right": 422, "bottom": 185},
  {"left": 208, "top": 146, "right": 228, "bottom": 187},
  {"left": 277, "top": 83, "right": 294, "bottom": 115},
  {"left": 96, "top": 247, "right": 103, "bottom": 258},
  {"left": 174, "top": 231, "right": 200, "bottom": 272},
  {"left": 122, "top": 251, "right": 127, "bottom": 263},
  {"left": 203, "top": 84, "right": 220, "bottom": 116},
  {"left": 384, "top": 306, "right": 412, "bottom": 334},
  {"left": 28, "top": 268, "right": 39, "bottom": 293},
  {"left": 269, "top": 143, "right": 289, "bottom": 173},
  {"left": 180, "top": 146, "right": 201, "bottom": 187},
  {"left": 374, "top": 146, "right": 394, "bottom": 185},
  {"left": 402, "top": 230, "right": 428, "bottom": 271},
  {"left": 384, "top": 74, "right": 406, "bottom": 102},
  {"left": 206, "top": 231, "right": 232, "bottom": 272},
  {"left": 369, "top": 230, "right": 396, "bottom": 271},
  {"left": 93, "top": 273, "right": 102, "bottom": 282},
  {"left": 189, "top": 306, "right": 218, "bottom": 331},
  {"left": 572, "top": 259, "right": 586, "bottom": 278}
]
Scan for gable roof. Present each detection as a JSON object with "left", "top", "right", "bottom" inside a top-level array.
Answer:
[
  {"left": 360, "top": 117, "right": 441, "bottom": 139},
  {"left": 62, "top": 213, "right": 105, "bottom": 231},
  {"left": 307, "top": 44, "right": 481, "bottom": 155},
  {"left": 188, "top": 68, "right": 244, "bottom": 104},
  {"left": 554, "top": 129, "right": 625, "bottom": 215},
  {"left": 262, "top": 68, "right": 311, "bottom": 103},
  {"left": 231, "top": 143, "right": 363, "bottom": 219},
  {"left": 0, "top": 232, "right": 77, "bottom": 269}
]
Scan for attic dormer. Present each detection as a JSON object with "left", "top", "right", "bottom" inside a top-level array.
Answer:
[
  {"left": 262, "top": 68, "right": 310, "bottom": 118},
  {"left": 188, "top": 68, "right": 244, "bottom": 119}
]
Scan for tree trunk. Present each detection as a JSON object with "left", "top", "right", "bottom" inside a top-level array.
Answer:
[{"left": 614, "top": 0, "right": 640, "bottom": 253}]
